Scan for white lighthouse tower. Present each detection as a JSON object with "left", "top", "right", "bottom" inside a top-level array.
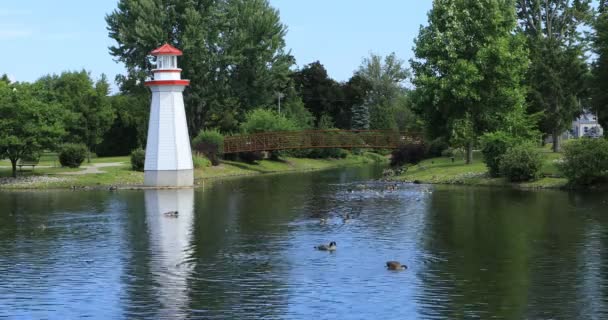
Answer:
[{"left": 144, "top": 44, "right": 194, "bottom": 187}]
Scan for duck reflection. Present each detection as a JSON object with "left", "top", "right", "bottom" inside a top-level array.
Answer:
[{"left": 144, "top": 188, "right": 195, "bottom": 318}]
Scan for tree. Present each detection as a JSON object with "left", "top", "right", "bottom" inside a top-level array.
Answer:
[
  {"left": 356, "top": 52, "right": 409, "bottom": 130},
  {"left": 106, "top": 0, "right": 294, "bottom": 133},
  {"left": 411, "top": 0, "right": 529, "bottom": 164},
  {"left": 592, "top": 1, "right": 608, "bottom": 132},
  {"left": 351, "top": 103, "right": 370, "bottom": 130},
  {"left": 293, "top": 61, "right": 345, "bottom": 127},
  {"left": 516, "top": 0, "right": 592, "bottom": 151},
  {"left": 0, "top": 82, "right": 65, "bottom": 177},
  {"left": 35, "top": 71, "right": 115, "bottom": 162}
]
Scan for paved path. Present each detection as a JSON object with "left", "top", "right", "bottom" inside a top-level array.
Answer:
[{"left": 58, "top": 162, "right": 124, "bottom": 175}]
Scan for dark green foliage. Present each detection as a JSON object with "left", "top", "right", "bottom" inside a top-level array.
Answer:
[
  {"left": 426, "top": 137, "right": 449, "bottom": 158},
  {"left": 412, "top": 0, "right": 528, "bottom": 163},
  {"left": 96, "top": 94, "right": 148, "bottom": 156},
  {"left": 130, "top": 148, "right": 145, "bottom": 172},
  {"left": 192, "top": 129, "right": 224, "bottom": 166},
  {"left": 59, "top": 143, "right": 88, "bottom": 168},
  {"left": 0, "top": 82, "right": 66, "bottom": 177},
  {"left": 238, "top": 151, "right": 264, "bottom": 163},
  {"left": 308, "top": 148, "right": 349, "bottom": 159},
  {"left": 558, "top": 139, "right": 608, "bottom": 185},
  {"left": 592, "top": 2, "right": 608, "bottom": 132},
  {"left": 293, "top": 61, "right": 347, "bottom": 127},
  {"left": 390, "top": 143, "right": 426, "bottom": 167},
  {"left": 107, "top": 0, "right": 294, "bottom": 133},
  {"left": 351, "top": 104, "right": 370, "bottom": 130},
  {"left": 517, "top": 0, "right": 592, "bottom": 152},
  {"left": 499, "top": 143, "right": 543, "bottom": 182},
  {"left": 481, "top": 132, "right": 518, "bottom": 177},
  {"left": 241, "top": 109, "right": 298, "bottom": 133},
  {"left": 35, "top": 71, "right": 115, "bottom": 160}
]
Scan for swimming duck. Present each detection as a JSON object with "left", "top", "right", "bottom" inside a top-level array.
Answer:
[
  {"left": 163, "top": 211, "right": 179, "bottom": 218},
  {"left": 315, "top": 241, "right": 337, "bottom": 251},
  {"left": 319, "top": 217, "right": 328, "bottom": 225},
  {"left": 109, "top": 185, "right": 118, "bottom": 191},
  {"left": 386, "top": 261, "right": 407, "bottom": 270},
  {"left": 342, "top": 213, "right": 352, "bottom": 223}
]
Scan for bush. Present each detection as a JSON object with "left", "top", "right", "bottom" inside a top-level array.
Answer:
[
  {"left": 241, "top": 108, "right": 299, "bottom": 133},
  {"left": 481, "top": 131, "right": 517, "bottom": 177},
  {"left": 238, "top": 151, "right": 264, "bottom": 163},
  {"left": 192, "top": 129, "right": 224, "bottom": 166},
  {"left": 499, "top": 143, "right": 543, "bottom": 182},
  {"left": 426, "top": 137, "right": 449, "bottom": 158},
  {"left": 59, "top": 143, "right": 87, "bottom": 168},
  {"left": 130, "top": 148, "right": 145, "bottom": 171},
  {"left": 390, "top": 143, "right": 426, "bottom": 167},
  {"left": 193, "top": 153, "right": 211, "bottom": 169},
  {"left": 558, "top": 138, "right": 608, "bottom": 185}
]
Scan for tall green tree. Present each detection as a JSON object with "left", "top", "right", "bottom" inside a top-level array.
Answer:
[
  {"left": 356, "top": 52, "right": 409, "bottom": 130},
  {"left": 592, "top": 0, "right": 608, "bottom": 132},
  {"left": 106, "top": 0, "right": 294, "bottom": 133},
  {"left": 411, "top": 0, "right": 529, "bottom": 164},
  {"left": 516, "top": 0, "right": 592, "bottom": 151},
  {"left": 351, "top": 104, "right": 370, "bottom": 130},
  {"left": 35, "top": 71, "right": 115, "bottom": 162},
  {"left": 292, "top": 61, "right": 345, "bottom": 127},
  {"left": 0, "top": 82, "right": 65, "bottom": 177}
]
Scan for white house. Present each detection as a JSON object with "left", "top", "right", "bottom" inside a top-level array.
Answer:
[{"left": 571, "top": 112, "right": 604, "bottom": 138}]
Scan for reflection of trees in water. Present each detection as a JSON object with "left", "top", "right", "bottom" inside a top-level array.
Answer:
[
  {"left": 416, "top": 188, "right": 603, "bottom": 319},
  {"left": 119, "top": 191, "right": 160, "bottom": 318},
  {"left": 186, "top": 177, "right": 295, "bottom": 318},
  {"left": 0, "top": 191, "right": 123, "bottom": 318}
]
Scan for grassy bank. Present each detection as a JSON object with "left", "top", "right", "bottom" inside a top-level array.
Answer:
[
  {"left": 390, "top": 149, "right": 568, "bottom": 189},
  {"left": 0, "top": 152, "right": 387, "bottom": 190}
]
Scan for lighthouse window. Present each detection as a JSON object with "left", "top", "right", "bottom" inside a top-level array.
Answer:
[{"left": 157, "top": 58, "right": 163, "bottom": 69}]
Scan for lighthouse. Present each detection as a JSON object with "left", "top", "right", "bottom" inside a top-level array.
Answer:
[{"left": 144, "top": 44, "right": 194, "bottom": 187}]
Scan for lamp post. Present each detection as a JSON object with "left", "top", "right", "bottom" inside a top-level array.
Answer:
[{"left": 277, "top": 92, "right": 285, "bottom": 114}]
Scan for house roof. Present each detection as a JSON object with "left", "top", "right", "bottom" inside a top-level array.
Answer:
[{"left": 150, "top": 44, "right": 183, "bottom": 56}]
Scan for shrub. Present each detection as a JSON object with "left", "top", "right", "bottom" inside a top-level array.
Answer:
[
  {"left": 481, "top": 131, "right": 517, "bottom": 177},
  {"left": 193, "top": 153, "right": 211, "bottom": 169},
  {"left": 390, "top": 143, "right": 426, "bottom": 167},
  {"left": 241, "top": 108, "right": 299, "bottom": 133},
  {"left": 558, "top": 138, "right": 608, "bottom": 185},
  {"left": 441, "top": 147, "right": 455, "bottom": 157},
  {"left": 239, "top": 151, "right": 264, "bottom": 163},
  {"left": 192, "top": 129, "right": 224, "bottom": 166},
  {"left": 130, "top": 148, "right": 145, "bottom": 171},
  {"left": 426, "top": 137, "right": 449, "bottom": 157},
  {"left": 499, "top": 143, "right": 543, "bottom": 182},
  {"left": 59, "top": 143, "right": 87, "bottom": 168}
]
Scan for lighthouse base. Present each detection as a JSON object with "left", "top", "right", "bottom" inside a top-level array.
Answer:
[{"left": 144, "top": 169, "right": 194, "bottom": 187}]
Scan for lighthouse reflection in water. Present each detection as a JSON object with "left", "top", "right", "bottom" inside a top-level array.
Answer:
[{"left": 144, "top": 188, "right": 194, "bottom": 317}]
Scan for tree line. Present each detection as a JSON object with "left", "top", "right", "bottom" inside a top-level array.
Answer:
[{"left": 4, "top": 0, "right": 608, "bottom": 178}]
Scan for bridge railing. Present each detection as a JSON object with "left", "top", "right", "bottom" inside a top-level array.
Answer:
[{"left": 219, "top": 130, "right": 422, "bottom": 154}]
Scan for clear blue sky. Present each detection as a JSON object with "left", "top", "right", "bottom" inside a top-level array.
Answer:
[{"left": 1, "top": 0, "right": 433, "bottom": 93}]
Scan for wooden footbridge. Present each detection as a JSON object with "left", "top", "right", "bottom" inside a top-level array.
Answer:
[{"left": 214, "top": 130, "right": 422, "bottom": 154}]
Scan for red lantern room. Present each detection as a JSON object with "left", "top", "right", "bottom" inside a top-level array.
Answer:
[{"left": 145, "top": 44, "right": 189, "bottom": 86}]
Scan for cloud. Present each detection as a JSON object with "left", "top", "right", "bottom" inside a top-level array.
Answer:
[{"left": 0, "top": 29, "right": 32, "bottom": 39}]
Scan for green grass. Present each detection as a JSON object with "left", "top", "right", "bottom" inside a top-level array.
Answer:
[
  {"left": 1, "top": 153, "right": 386, "bottom": 189},
  {"left": 391, "top": 148, "right": 568, "bottom": 189},
  {"left": 196, "top": 153, "right": 386, "bottom": 180}
]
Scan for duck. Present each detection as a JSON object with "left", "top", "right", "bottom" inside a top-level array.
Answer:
[
  {"left": 163, "top": 211, "right": 179, "bottom": 218},
  {"left": 315, "top": 241, "right": 337, "bottom": 251},
  {"left": 386, "top": 261, "right": 407, "bottom": 270},
  {"left": 319, "top": 217, "right": 328, "bottom": 225},
  {"left": 109, "top": 185, "right": 118, "bottom": 191},
  {"left": 342, "top": 213, "right": 352, "bottom": 223}
]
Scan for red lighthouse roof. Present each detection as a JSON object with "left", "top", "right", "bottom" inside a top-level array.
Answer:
[{"left": 150, "top": 44, "right": 183, "bottom": 56}]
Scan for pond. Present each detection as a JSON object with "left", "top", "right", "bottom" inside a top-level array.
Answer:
[{"left": 1, "top": 165, "right": 607, "bottom": 319}]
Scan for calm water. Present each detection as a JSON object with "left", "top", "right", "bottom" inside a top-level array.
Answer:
[{"left": 1, "top": 165, "right": 608, "bottom": 319}]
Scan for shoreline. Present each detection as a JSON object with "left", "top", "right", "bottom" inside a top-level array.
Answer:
[{"left": 0, "top": 153, "right": 387, "bottom": 191}]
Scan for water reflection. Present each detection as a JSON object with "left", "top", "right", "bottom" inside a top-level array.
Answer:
[
  {"left": 144, "top": 189, "right": 195, "bottom": 319},
  {"left": 3, "top": 166, "right": 608, "bottom": 319}
]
